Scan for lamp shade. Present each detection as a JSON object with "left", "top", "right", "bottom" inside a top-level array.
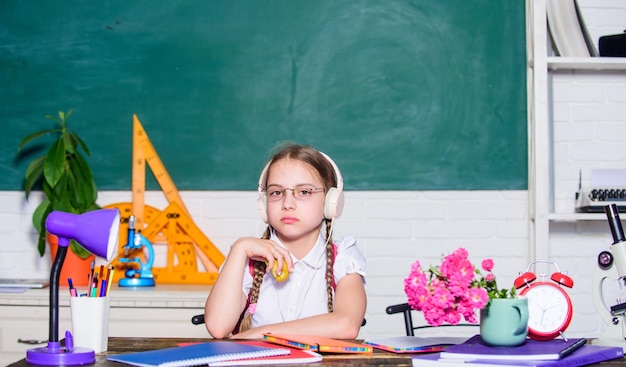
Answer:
[{"left": 45, "top": 209, "right": 120, "bottom": 261}]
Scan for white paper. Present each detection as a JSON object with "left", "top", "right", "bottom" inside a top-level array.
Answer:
[{"left": 590, "top": 169, "right": 626, "bottom": 188}]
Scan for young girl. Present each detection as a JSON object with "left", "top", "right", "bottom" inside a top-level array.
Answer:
[{"left": 204, "top": 143, "right": 366, "bottom": 339}]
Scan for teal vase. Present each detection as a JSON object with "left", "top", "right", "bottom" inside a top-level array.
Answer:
[{"left": 480, "top": 297, "right": 529, "bottom": 347}]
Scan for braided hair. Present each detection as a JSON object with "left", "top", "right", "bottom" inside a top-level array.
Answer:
[{"left": 238, "top": 144, "right": 338, "bottom": 333}]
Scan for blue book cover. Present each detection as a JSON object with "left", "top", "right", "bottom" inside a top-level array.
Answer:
[
  {"left": 106, "top": 341, "right": 290, "bottom": 367},
  {"left": 412, "top": 345, "right": 624, "bottom": 367},
  {"left": 439, "top": 335, "right": 587, "bottom": 361}
]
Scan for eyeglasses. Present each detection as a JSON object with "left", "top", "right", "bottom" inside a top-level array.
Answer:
[{"left": 262, "top": 185, "right": 325, "bottom": 202}]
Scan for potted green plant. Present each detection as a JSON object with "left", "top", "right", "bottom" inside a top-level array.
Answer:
[{"left": 17, "top": 109, "right": 100, "bottom": 259}]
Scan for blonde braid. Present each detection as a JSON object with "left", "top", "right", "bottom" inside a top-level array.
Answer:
[
  {"left": 237, "top": 227, "right": 271, "bottom": 333},
  {"left": 325, "top": 220, "right": 334, "bottom": 313}
]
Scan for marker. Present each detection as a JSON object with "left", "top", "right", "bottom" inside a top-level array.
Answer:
[
  {"left": 94, "top": 272, "right": 100, "bottom": 296},
  {"left": 67, "top": 278, "right": 75, "bottom": 297},
  {"left": 68, "top": 278, "right": 78, "bottom": 297},
  {"left": 90, "top": 275, "right": 98, "bottom": 297},
  {"left": 100, "top": 280, "right": 107, "bottom": 297},
  {"left": 88, "top": 259, "right": 95, "bottom": 296}
]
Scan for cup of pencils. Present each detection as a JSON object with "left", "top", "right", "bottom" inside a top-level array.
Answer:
[{"left": 68, "top": 264, "right": 114, "bottom": 353}]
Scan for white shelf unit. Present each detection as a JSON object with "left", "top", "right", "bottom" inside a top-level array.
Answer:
[{"left": 528, "top": 0, "right": 626, "bottom": 261}]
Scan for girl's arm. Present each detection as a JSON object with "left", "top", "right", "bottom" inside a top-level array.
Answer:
[
  {"left": 204, "top": 240, "right": 248, "bottom": 339},
  {"left": 204, "top": 237, "right": 292, "bottom": 339},
  {"left": 233, "top": 272, "right": 366, "bottom": 339}
]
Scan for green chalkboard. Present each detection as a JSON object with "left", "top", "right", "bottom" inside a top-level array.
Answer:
[{"left": 1, "top": 0, "right": 527, "bottom": 191}]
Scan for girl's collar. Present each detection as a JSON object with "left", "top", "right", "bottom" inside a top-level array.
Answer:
[{"left": 269, "top": 230, "right": 327, "bottom": 269}]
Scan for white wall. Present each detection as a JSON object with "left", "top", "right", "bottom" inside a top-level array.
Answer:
[
  {"left": 1, "top": 0, "right": 626, "bottom": 341},
  {"left": 0, "top": 190, "right": 529, "bottom": 340}
]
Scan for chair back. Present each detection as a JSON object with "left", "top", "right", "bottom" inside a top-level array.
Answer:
[{"left": 385, "top": 303, "right": 478, "bottom": 336}]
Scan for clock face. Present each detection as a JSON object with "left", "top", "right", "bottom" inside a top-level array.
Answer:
[{"left": 522, "top": 282, "right": 572, "bottom": 338}]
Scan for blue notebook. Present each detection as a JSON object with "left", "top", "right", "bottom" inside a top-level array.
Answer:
[{"left": 106, "top": 341, "right": 290, "bottom": 367}]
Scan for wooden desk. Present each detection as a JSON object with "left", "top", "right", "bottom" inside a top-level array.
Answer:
[
  {"left": 7, "top": 337, "right": 414, "bottom": 366},
  {"left": 7, "top": 337, "right": 626, "bottom": 367}
]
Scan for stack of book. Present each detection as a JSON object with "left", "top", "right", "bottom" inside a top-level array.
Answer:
[{"left": 411, "top": 335, "right": 623, "bottom": 367}]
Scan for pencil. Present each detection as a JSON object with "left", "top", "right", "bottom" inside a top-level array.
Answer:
[
  {"left": 106, "top": 267, "right": 114, "bottom": 295},
  {"left": 105, "top": 266, "right": 111, "bottom": 287}
]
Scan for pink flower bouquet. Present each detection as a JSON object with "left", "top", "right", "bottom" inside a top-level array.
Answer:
[{"left": 403, "top": 247, "right": 516, "bottom": 326}]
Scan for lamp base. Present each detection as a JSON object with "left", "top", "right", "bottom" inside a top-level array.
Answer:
[
  {"left": 119, "top": 277, "right": 155, "bottom": 287},
  {"left": 26, "top": 342, "right": 95, "bottom": 365}
]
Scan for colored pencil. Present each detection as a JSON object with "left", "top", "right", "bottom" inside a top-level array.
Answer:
[{"left": 106, "top": 267, "right": 114, "bottom": 295}]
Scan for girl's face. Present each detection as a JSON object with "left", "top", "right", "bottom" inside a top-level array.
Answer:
[{"left": 265, "top": 157, "right": 326, "bottom": 247}]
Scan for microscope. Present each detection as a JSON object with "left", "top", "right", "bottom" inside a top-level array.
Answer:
[
  {"left": 592, "top": 204, "right": 626, "bottom": 349},
  {"left": 117, "top": 215, "right": 156, "bottom": 287}
]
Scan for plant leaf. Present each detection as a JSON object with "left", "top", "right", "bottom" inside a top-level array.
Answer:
[
  {"left": 68, "top": 131, "right": 91, "bottom": 156},
  {"left": 64, "top": 130, "right": 76, "bottom": 155},
  {"left": 23, "top": 156, "right": 45, "bottom": 197},
  {"left": 54, "top": 178, "right": 73, "bottom": 213},
  {"left": 45, "top": 113, "right": 61, "bottom": 124},
  {"left": 21, "top": 109, "right": 98, "bottom": 258},
  {"left": 70, "top": 240, "right": 92, "bottom": 259},
  {"left": 32, "top": 199, "right": 52, "bottom": 257},
  {"left": 17, "top": 129, "right": 58, "bottom": 152},
  {"left": 69, "top": 153, "right": 96, "bottom": 209},
  {"left": 43, "top": 139, "right": 66, "bottom": 188}
]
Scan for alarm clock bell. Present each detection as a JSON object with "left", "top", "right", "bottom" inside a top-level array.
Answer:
[{"left": 592, "top": 204, "right": 626, "bottom": 350}]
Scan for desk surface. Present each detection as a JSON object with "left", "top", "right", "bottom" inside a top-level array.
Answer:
[
  {"left": 8, "top": 337, "right": 626, "bottom": 367},
  {"left": 6, "top": 337, "right": 409, "bottom": 366}
]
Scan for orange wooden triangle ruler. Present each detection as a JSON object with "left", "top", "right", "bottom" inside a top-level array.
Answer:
[{"left": 106, "top": 115, "right": 224, "bottom": 284}]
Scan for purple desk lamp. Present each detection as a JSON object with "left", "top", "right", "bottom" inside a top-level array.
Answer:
[{"left": 26, "top": 209, "right": 120, "bottom": 365}]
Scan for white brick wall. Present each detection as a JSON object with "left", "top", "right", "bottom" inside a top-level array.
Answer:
[
  {"left": 1, "top": 0, "right": 625, "bottom": 341},
  {"left": 578, "top": 0, "right": 626, "bottom": 49},
  {"left": 0, "top": 190, "right": 529, "bottom": 339},
  {"left": 549, "top": 72, "right": 626, "bottom": 338},
  {"left": 553, "top": 72, "right": 626, "bottom": 214}
]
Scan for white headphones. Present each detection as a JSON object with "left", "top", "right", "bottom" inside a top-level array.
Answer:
[{"left": 256, "top": 151, "right": 344, "bottom": 223}]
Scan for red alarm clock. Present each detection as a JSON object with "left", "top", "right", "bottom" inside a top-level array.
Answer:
[{"left": 514, "top": 260, "right": 574, "bottom": 341}]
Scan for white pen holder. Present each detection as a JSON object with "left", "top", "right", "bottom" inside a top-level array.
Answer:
[{"left": 70, "top": 296, "right": 111, "bottom": 353}]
